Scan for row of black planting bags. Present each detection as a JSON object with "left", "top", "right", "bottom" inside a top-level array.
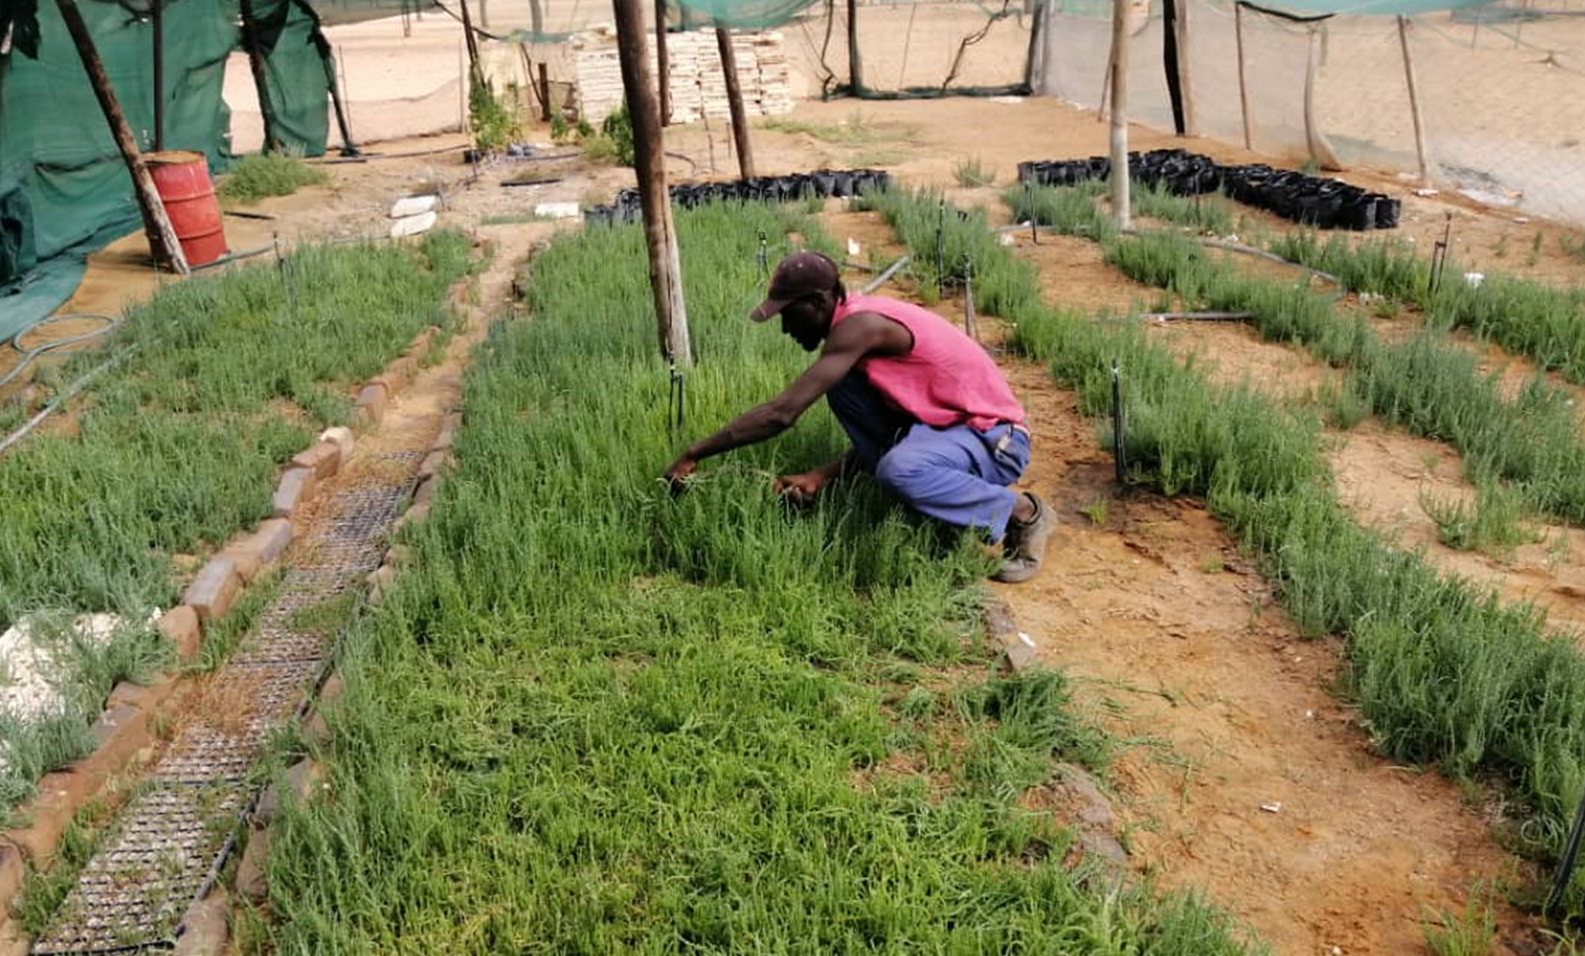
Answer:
[
  {"left": 583, "top": 168, "right": 895, "bottom": 226},
  {"left": 1017, "top": 149, "right": 1401, "bottom": 230}
]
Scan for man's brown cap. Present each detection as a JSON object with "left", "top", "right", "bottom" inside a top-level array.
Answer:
[{"left": 749, "top": 251, "right": 840, "bottom": 322}]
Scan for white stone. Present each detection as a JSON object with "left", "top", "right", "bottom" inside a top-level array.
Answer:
[
  {"left": 389, "top": 194, "right": 439, "bottom": 218},
  {"left": 390, "top": 211, "right": 438, "bottom": 239}
]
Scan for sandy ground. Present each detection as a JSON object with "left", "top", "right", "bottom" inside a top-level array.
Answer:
[{"left": 10, "top": 80, "right": 1585, "bottom": 955}]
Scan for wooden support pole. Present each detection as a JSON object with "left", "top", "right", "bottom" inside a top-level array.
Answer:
[
  {"left": 613, "top": 0, "right": 691, "bottom": 366},
  {"left": 457, "top": 0, "right": 482, "bottom": 87},
  {"left": 716, "top": 28, "right": 755, "bottom": 179},
  {"left": 289, "top": 0, "right": 359, "bottom": 155},
  {"left": 239, "top": 0, "right": 283, "bottom": 152},
  {"left": 1302, "top": 26, "right": 1342, "bottom": 170},
  {"left": 152, "top": 0, "right": 164, "bottom": 151},
  {"left": 1097, "top": 44, "right": 1112, "bottom": 122},
  {"left": 1174, "top": 0, "right": 1196, "bottom": 135},
  {"left": 539, "top": 62, "right": 552, "bottom": 121},
  {"left": 1162, "top": 0, "right": 1185, "bottom": 135},
  {"left": 1234, "top": 1, "right": 1251, "bottom": 150},
  {"left": 1108, "top": 0, "right": 1131, "bottom": 231},
  {"left": 1023, "top": 0, "right": 1046, "bottom": 93},
  {"left": 655, "top": 0, "right": 672, "bottom": 125},
  {"left": 847, "top": 0, "right": 863, "bottom": 94},
  {"left": 1397, "top": 15, "right": 1431, "bottom": 184},
  {"left": 54, "top": 0, "right": 188, "bottom": 274}
]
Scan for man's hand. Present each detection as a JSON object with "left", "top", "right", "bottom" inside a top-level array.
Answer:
[
  {"left": 773, "top": 470, "right": 829, "bottom": 504},
  {"left": 664, "top": 455, "right": 698, "bottom": 496}
]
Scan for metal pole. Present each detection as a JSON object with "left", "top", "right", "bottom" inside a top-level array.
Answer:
[
  {"left": 152, "top": 0, "right": 164, "bottom": 151},
  {"left": 55, "top": 0, "right": 188, "bottom": 274},
  {"left": 1234, "top": 1, "right": 1251, "bottom": 150},
  {"left": 716, "top": 28, "right": 755, "bottom": 178},
  {"left": 1111, "top": 360, "right": 1126, "bottom": 481},
  {"left": 1108, "top": 0, "right": 1131, "bottom": 230},
  {"left": 613, "top": 0, "right": 692, "bottom": 366},
  {"left": 1397, "top": 15, "right": 1431, "bottom": 184}
]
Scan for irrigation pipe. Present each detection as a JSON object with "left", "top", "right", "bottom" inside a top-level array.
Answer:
[
  {"left": 861, "top": 255, "right": 912, "bottom": 294},
  {"left": 1138, "top": 311, "right": 1256, "bottom": 322},
  {"left": 191, "top": 243, "right": 277, "bottom": 272},
  {"left": 995, "top": 221, "right": 1345, "bottom": 296},
  {"left": 0, "top": 314, "right": 120, "bottom": 394},
  {"left": 0, "top": 346, "right": 135, "bottom": 458}
]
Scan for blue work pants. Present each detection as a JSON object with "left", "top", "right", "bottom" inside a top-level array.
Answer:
[{"left": 826, "top": 372, "right": 1028, "bottom": 541}]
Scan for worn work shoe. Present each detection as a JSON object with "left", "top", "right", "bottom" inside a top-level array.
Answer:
[{"left": 993, "top": 492, "right": 1056, "bottom": 584}]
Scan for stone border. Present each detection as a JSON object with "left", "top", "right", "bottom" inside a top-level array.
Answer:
[
  {"left": 186, "top": 375, "right": 471, "bottom": 951},
  {"left": 184, "top": 414, "right": 466, "bottom": 954},
  {"left": 0, "top": 322, "right": 445, "bottom": 952}
]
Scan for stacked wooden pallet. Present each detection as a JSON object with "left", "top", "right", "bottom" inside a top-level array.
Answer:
[{"left": 571, "top": 27, "right": 795, "bottom": 125}]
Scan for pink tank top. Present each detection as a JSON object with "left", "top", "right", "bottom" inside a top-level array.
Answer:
[{"left": 832, "top": 293, "right": 1025, "bottom": 432}]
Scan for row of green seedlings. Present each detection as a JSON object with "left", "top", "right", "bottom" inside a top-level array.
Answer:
[
  {"left": 1039, "top": 178, "right": 1585, "bottom": 406},
  {"left": 1269, "top": 230, "right": 1585, "bottom": 386},
  {"left": 0, "top": 231, "right": 473, "bottom": 815},
  {"left": 258, "top": 200, "right": 1260, "bottom": 956},
  {"left": 1007, "top": 183, "right": 1585, "bottom": 557},
  {"left": 869, "top": 184, "right": 1585, "bottom": 915}
]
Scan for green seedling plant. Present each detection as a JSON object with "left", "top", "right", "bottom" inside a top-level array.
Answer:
[
  {"left": 1421, "top": 886, "right": 1497, "bottom": 956},
  {"left": 1420, "top": 478, "right": 1537, "bottom": 559},
  {"left": 263, "top": 200, "right": 1259, "bottom": 956},
  {"left": 883, "top": 186, "right": 1585, "bottom": 913},
  {"left": 216, "top": 152, "right": 329, "bottom": 205},
  {"left": 952, "top": 156, "right": 995, "bottom": 188}
]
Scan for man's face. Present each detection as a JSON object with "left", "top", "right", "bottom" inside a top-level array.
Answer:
[{"left": 779, "top": 294, "right": 831, "bottom": 352}]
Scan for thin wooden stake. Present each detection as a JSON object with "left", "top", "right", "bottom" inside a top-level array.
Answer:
[
  {"left": 1234, "top": 1, "right": 1252, "bottom": 150},
  {"left": 656, "top": 0, "right": 672, "bottom": 125},
  {"left": 716, "top": 28, "right": 754, "bottom": 178},
  {"left": 613, "top": 0, "right": 691, "bottom": 366},
  {"left": 55, "top": 0, "right": 188, "bottom": 274},
  {"left": 1108, "top": 0, "right": 1131, "bottom": 230},
  {"left": 1397, "top": 15, "right": 1431, "bottom": 184}
]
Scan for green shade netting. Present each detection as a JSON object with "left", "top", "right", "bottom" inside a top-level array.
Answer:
[
  {"left": 1054, "top": 0, "right": 1500, "bottom": 17},
  {"left": 673, "top": 0, "right": 822, "bottom": 29},
  {"left": 0, "top": 0, "right": 334, "bottom": 342}
]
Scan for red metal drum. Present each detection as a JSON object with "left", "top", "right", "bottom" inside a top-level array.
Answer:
[{"left": 145, "top": 150, "right": 228, "bottom": 267}]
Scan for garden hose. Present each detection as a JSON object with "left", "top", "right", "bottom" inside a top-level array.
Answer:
[
  {"left": 0, "top": 313, "right": 120, "bottom": 395},
  {"left": 0, "top": 346, "right": 135, "bottom": 458}
]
